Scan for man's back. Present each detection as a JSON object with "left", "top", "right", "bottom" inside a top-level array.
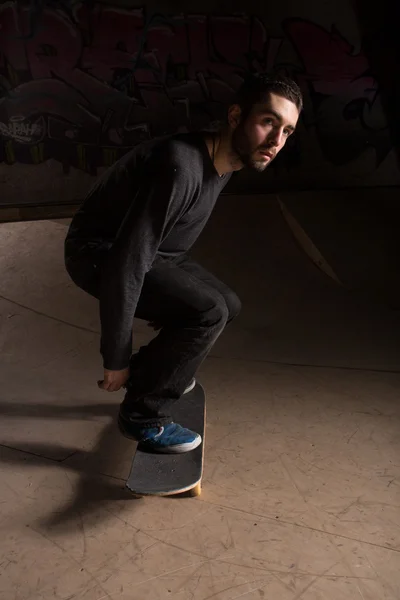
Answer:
[
  {"left": 65, "top": 131, "right": 230, "bottom": 258},
  {"left": 64, "top": 130, "right": 231, "bottom": 370}
]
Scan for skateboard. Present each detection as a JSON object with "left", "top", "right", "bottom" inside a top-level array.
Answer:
[{"left": 126, "top": 382, "right": 206, "bottom": 497}]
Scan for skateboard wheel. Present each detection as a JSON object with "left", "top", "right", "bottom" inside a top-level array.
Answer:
[{"left": 188, "top": 482, "right": 202, "bottom": 497}]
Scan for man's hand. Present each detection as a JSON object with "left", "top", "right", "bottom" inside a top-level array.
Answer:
[{"left": 98, "top": 367, "right": 130, "bottom": 392}]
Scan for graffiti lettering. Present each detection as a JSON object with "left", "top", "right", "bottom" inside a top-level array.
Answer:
[
  {"left": 0, "top": 115, "right": 45, "bottom": 144},
  {"left": 0, "top": 2, "right": 391, "bottom": 176},
  {"left": 282, "top": 18, "right": 390, "bottom": 165}
]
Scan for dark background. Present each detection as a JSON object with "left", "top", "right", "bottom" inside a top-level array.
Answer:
[{"left": 1, "top": 0, "right": 400, "bottom": 304}]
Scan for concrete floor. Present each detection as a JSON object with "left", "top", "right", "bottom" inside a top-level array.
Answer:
[{"left": 0, "top": 196, "right": 399, "bottom": 599}]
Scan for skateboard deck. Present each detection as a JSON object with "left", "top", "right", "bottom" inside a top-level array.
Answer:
[{"left": 126, "top": 382, "right": 205, "bottom": 497}]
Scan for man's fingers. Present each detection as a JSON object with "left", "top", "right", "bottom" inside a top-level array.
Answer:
[
  {"left": 98, "top": 380, "right": 122, "bottom": 392},
  {"left": 98, "top": 379, "right": 110, "bottom": 391},
  {"left": 99, "top": 368, "right": 130, "bottom": 392}
]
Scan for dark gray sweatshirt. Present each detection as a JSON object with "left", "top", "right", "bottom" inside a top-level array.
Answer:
[{"left": 65, "top": 132, "right": 232, "bottom": 370}]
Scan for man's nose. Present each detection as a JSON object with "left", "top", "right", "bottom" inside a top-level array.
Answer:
[{"left": 267, "top": 128, "right": 284, "bottom": 147}]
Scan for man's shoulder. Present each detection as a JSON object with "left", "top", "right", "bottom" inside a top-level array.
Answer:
[
  {"left": 156, "top": 132, "right": 205, "bottom": 164},
  {"left": 115, "top": 132, "right": 206, "bottom": 184}
]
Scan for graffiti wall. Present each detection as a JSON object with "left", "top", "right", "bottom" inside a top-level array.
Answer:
[{"left": 0, "top": 0, "right": 398, "bottom": 206}]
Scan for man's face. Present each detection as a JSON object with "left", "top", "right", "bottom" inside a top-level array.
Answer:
[{"left": 230, "top": 92, "right": 299, "bottom": 172}]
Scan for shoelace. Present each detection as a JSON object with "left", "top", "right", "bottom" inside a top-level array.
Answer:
[{"left": 153, "top": 426, "right": 165, "bottom": 439}]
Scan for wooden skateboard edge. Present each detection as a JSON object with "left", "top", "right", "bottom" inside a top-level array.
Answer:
[{"left": 126, "top": 475, "right": 202, "bottom": 497}]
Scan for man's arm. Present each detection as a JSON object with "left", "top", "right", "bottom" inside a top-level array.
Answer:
[{"left": 99, "top": 157, "right": 194, "bottom": 372}]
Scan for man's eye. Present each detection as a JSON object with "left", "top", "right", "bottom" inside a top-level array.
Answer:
[{"left": 263, "top": 118, "right": 273, "bottom": 125}]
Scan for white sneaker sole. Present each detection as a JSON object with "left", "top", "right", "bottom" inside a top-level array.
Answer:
[
  {"left": 183, "top": 379, "right": 196, "bottom": 394},
  {"left": 150, "top": 434, "right": 202, "bottom": 454}
]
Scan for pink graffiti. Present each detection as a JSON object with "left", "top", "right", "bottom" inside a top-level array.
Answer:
[
  {"left": 0, "top": 4, "right": 388, "bottom": 171},
  {"left": 281, "top": 18, "right": 389, "bottom": 166},
  {"left": 0, "top": 2, "right": 270, "bottom": 157},
  {"left": 77, "top": 5, "right": 144, "bottom": 83},
  {"left": 283, "top": 19, "right": 375, "bottom": 96}
]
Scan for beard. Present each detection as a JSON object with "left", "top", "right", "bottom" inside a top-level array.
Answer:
[{"left": 231, "top": 124, "right": 275, "bottom": 172}]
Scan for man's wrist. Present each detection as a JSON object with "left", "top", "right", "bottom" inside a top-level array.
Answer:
[{"left": 103, "top": 359, "right": 130, "bottom": 371}]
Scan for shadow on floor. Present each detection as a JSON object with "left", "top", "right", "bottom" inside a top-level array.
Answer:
[
  {"left": 0, "top": 403, "right": 140, "bottom": 533},
  {"left": 0, "top": 401, "right": 116, "bottom": 419}
]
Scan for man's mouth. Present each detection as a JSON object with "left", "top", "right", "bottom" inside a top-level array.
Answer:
[{"left": 258, "top": 149, "right": 275, "bottom": 160}]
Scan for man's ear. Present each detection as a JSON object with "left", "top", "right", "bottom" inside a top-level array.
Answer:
[{"left": 228, "top": 104, "right": 242, "bottom": 129}]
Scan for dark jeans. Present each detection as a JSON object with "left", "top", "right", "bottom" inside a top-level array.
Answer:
[{"left": 65, "top": 250, "right": 241, "bottom": 427}]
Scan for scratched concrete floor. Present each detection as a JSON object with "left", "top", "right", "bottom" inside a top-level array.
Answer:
[{"left": 1, "top": 197, "right": 400, "bottom": 599}]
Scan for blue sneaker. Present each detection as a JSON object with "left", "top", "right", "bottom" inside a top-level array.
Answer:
[
  {"left": 118, "top": 410, "right": 201, "bottom": 453},
  {"left": 138, "top": 423, "right": 201, "bottom": 453}
]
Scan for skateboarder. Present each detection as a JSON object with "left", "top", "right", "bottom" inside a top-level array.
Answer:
[{"left": 64, "top": 73, "right": 302, "bottom": 453}]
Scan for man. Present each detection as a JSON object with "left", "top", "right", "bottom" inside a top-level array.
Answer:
[{"left": 64, "top": 73, "right": 302, "bottom": 454}]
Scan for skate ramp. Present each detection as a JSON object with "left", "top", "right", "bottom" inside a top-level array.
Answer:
[
  {"left": 1, "top": 194, "right": 399, "bottom": 372},
  {"left": 1, "top": 194, "right": 399, "bottom": 600}
]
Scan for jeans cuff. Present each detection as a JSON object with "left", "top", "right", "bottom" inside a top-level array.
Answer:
[{"left": 119, "top": 407, "right": 173, "bottom": 429}]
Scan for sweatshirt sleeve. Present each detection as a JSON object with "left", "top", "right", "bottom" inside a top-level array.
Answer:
[{"left": 99, "top": 155, "right": 194, "bottom": 370}]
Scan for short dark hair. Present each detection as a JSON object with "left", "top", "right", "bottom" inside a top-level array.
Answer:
[{"left": 234, "top": 73, "right": 303, "bottom": 119}]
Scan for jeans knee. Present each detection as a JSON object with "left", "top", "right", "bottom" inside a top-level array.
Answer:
[
  {"left": 225, "top": 290, "right": 241, "bottom": 322},
  {"left": 202, "top": 295, "right": 230, "bottom": 330}
]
